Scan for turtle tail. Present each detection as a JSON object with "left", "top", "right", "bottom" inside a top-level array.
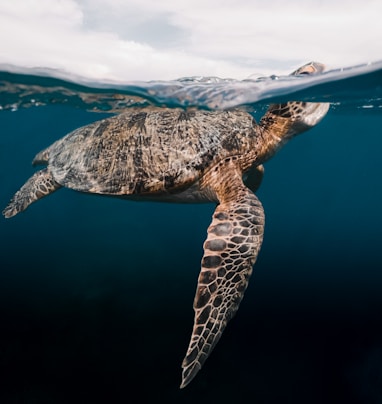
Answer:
[{"left": 3, "top": 168, "right": 61, "bottom": 218}]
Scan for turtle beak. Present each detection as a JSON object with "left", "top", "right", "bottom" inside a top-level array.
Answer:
[{"left": 298, "top": 102, "right": 330, "bottom": 128}]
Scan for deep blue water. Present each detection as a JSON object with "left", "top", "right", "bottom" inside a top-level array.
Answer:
[{"left": 1, "top": 64, "right": 382, "bottom": 403}]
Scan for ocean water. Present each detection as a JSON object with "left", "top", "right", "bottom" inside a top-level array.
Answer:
[{"left": 1, "top": 62, "right": 382, "bottom": 403}]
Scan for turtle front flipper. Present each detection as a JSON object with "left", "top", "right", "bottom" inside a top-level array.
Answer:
[
  {"left": 3, "top": 168, "right": 61, "bottom": 218},
  {"left": 181, "top": 166, "right": 265, "bottom": 388},
  {"left": 243, "top": 164, "right": 264, "bottom": 193}
]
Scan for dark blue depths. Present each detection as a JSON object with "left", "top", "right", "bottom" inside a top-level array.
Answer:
[{"left": 0, "top": 105, "right": 381, "bottom": 404}]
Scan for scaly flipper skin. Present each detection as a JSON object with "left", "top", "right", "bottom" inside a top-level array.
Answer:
[
  {"left": 180, "top": 164, "right": 265, "bottom": 388},
  {"left": 2, "top": 168, "right": 61, "bottom": 218}
]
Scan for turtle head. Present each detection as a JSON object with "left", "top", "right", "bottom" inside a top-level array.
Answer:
[
  {"left": 287, "top": 61, "right": 329, "bottom": 132},
  {"left": 263, "top": 62, "right": 330, "bottom": 139},
  {"left": 266, "top": 100, "right": 330, "bottom": 138},
  {"left": 258, "top": 62, "right": 329, "bottom": 161}
]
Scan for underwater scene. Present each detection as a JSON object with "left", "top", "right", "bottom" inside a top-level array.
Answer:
[{"left": 1, "top": 62, "right": 382, "bottom": 403}]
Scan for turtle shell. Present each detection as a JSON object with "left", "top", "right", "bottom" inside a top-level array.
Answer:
[{"left": 43, "top": 107, "right": 257, "bottom": 195}]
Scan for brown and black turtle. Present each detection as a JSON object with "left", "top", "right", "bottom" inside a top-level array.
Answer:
[{"left": 3, "top": 62, "right": 329, "bottom": 388}]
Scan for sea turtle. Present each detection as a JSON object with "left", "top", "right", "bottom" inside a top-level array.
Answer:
[{"left": 3, "top": 62, "right": 329, "bottom": 388}]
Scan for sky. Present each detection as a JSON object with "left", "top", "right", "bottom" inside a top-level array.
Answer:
[{"left": 0, "top": 0, "right": 381, "bottom": 81}]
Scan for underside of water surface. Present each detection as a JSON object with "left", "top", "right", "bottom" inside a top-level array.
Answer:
[{"left": 1, "top": 60, "right": 381, "bottom": 113}]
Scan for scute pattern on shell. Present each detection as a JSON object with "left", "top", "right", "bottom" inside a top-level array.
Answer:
[{"left": 46, "top": 107, "right": 259, "bottom": 195}]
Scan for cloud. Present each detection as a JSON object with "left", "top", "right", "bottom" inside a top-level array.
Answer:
[{"left": 0, "top": 0, "right": 381, "bottom": 81}]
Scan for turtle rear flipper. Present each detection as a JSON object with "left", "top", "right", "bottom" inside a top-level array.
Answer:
[
  {"left": 32, "top": 148, "right": 51, "bottom": 166},
  {"left": 3, "top": 168, "right": 61, "bottom": 218}
]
